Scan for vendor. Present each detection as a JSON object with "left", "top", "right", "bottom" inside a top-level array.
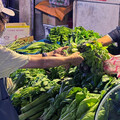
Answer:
[
  {"left": 97, "top": 27, "right": 120, "bottom": 55},
  {"left": 0, "top": 0, "right": 83, "bottom": 120},
  {"left": 97, "top": 27, "right": 120, "bottom": 47},
  {"left": 97, "top": 27, "right": 120, "bottom": 77}
]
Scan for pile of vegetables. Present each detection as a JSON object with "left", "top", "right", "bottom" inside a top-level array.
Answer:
[
  {"left": 16, "top": 42, "right": 61, "bottom": 55},
  {"left": 41, "top": 87, "right": 103, "bottom": 120},
  {"left": 9, "top": 68, "right": 60, "bottom": 115},
  {"left": 7, "top": 26, "right": 120, "bottom": 120},
  {"left": 6, "top": 36, "right": 33, "bottom": 51}
]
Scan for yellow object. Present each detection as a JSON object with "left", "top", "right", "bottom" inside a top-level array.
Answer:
[{"left": 6, "top": 23, "right": 30, "bottom": 28}]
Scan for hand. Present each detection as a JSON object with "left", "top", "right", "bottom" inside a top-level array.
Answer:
[
  {"left": 48, "top": 46, "right": 69, "bottom": 56},
  {"left": 69, "top": 52, "right": 84, "bottom": 66},
  {"left": 63, "top": 52, "right": 84, "bottom": 70},
  {"left": 97, "top": 35, "right": 113, "bottom": 46},
  {"left": 53, "top": 46, "right": 69, "bottom": 56}
]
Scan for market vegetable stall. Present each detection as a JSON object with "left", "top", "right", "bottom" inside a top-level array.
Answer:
[{"left": 6, "top": 26, "right": 120, "bottom": 120}]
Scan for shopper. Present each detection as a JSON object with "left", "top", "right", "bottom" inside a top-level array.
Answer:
[
  {"left": 0, "top": 1, "right": 84, "bottom": 120},
  {"left": 0, "top": 2, "right": 84, "bottom": 78},
  {"left": 0, "top": 12, "right": 84, "bottom": 78}
]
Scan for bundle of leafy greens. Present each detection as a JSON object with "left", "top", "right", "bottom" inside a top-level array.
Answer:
[
  {"left": 47, "top": 26, "right": 73, "bottom": 45},
  {"left": 16, "top": 42, "right": 61, "bottom": 54}
]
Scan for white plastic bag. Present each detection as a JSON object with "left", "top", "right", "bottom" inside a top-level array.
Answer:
[{"left": 49, "top": 0, "right": 70, "bottom": 6}]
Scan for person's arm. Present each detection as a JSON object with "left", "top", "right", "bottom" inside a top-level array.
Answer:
[
  {"left": 97, "top": 35, "right": 113, "bottom": 46},
  {"left": 0, "top": 45, "right": 83, "bottom": 78},
  {"left": 97, "top": 26, "right": 120, "bottom": 46},
  {"left": 22, "top": 52, "right": 84, "bottom": 69}
]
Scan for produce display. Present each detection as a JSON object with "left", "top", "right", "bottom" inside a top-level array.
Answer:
[{"left": 7, "top": 26, "right": 120, "bottom": 120}]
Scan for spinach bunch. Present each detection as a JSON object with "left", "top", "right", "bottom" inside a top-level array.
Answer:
[
  {"left": 47, "top": 26, "right": 73, "bottom": 45},
  {"left": 79, "top": 41, "right": 110, "bottom": 74},
  {"left": 72, "top": 26, "right": 101, "bottom": 44}
]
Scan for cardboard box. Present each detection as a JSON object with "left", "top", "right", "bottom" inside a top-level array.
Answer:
[
  {"left": 43, "top": 13, "right": 68, "bottom": 26},
  {"left": 0, "top": 23, "right": 30, "bottom": 46}
]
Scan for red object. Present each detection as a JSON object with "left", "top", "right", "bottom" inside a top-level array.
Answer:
[{"left": 104, "top": 55, "right": 120, "bottom": 78}]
